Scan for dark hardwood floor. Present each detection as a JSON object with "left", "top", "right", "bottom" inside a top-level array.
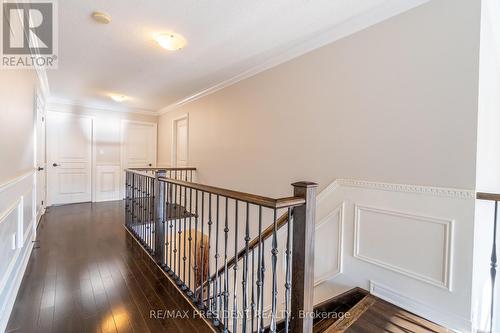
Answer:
[{"left": 6, "top": 201, "right": 214, "bottom": 333}]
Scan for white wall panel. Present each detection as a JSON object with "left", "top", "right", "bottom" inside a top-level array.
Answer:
[
  {"left": 313, "top": 179, "right": 474, "bottom": 332},
  {"left": 95, "top": 165, "right": 121, "bottom": 202},
  {"left": 0, "top": 172, "right": 36, "bottom": 333}
]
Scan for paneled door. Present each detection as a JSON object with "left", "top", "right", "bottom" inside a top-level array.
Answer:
[
  {"left": 47, "top": 112, "right": 92, "bottom": 205},
  {"left": 173, "top": 116, "right": 188, "bottom": 166},
  {"left": 121, "top": 121, "right": 157, "bottom": 195}
]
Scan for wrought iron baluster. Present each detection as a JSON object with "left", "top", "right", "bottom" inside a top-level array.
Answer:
[
  {"left": 223, "top": 197, "right": 229, "bottom": 332},
  {"left": 172, "top": 183, "right": 178, "bottom": 278},
  {"left": 242, "top": 202, "right": 250, "bottom": 333},
  {"left": 258, "top": 206, "right": 265, "bottom": 333},
  {"left": 490, "top": 200, "right": 498, "bottom": 333},
  {"left": 207, "top": 194, "right": 213, "bottom": 312},
  {"left": 177, "top": 183, "right": 184, "bottom": 284},
  {"left": 140, "top": 175, "right": 144, "bottom": 243},
  {"left": 256, "top": 206, "right": 263, "bottom": 333},
  {"left": 213, "top": 195, "right": 220, "bottom": 326},
  {"left": 147, "top": 178, "right": 155, "bottom": 253},
  {"left": 182, "top": 181, "right": 188, "bottom": 290},
  {"left": 284, "top": 208, "right": 292, "bottom": 333},
  {"left": 270, "top": 209, "right": 278, "bottom": 333},
  {"left": 193, "top": 189, "right": 199, "bottom": 302},
  {"left": 187, "top": 187, "right": 193, "bottom": 295},
  {"left": 251, "top": 246, "right": 255, "bottom": 333},
  {"left": 199, "top": 191, "right": 205, "bottom": 307},
  {"left": 163, "top": 182, "right": 168, "bottom": 266},
  {"left": 232, "top": 200, "right": 239, "bottom": 333}
]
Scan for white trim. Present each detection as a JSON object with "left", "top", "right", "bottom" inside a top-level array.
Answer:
[
  {"left": 369, "top": 280, "right": 472, "bottom": 332},
  {"left": 171, "top": 114, "right": 189, "bottom": 167},
  {"left": 314, "top": 202, "right": 344, "bottom": 286},
  {"left": 0, "top": 170, "right": 35, "bottom": 193},
  {"left": 157, "top": 0, "right": 430, "bottom": 114},
  {"left": 317, "top": 179, "right": 475, "bottom": 203},
  {"left": 48, "top": 99, "right": 158, "bottom": 116},
  {"left": 354, "top": 204, "right": 454, "bottom": 291}
]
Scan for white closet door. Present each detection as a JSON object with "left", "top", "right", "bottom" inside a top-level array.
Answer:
[{"left": 47, "top": 112, "right": 92, "bottom": 205}]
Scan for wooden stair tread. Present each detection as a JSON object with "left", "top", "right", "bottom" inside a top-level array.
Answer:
[
  {"left": 343, "top": 298, "right": 452, "bottom": 333},
  {"left": 318, "top": 292, "right": 451, "bottom": 333},
  {"left": 322, "top": 295, "right": 377, "bottom": 333}
]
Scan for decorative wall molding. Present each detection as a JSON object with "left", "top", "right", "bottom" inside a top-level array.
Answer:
[
  {"left": 354, "top": 205, "right": 453, "bottom": 290},
  {"left": 0, "top": 197, "right": 23, "bottom": 297},
  {"left": 0, "top": 170, "right": 35, "bottom": 193},
  {"left": 314, "top": 202, "right": 344, "bottom": 286},
  {"left": 95, "top": 165, "right": 121, "bottom": 202},
  {"left": 317, "top": 178, "right": 475, "bottom": 203},
  {"left": 0, "top": 172, "right": 36, "bottom": 333}
]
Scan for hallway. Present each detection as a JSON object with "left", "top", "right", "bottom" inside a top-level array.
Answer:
[{"left": 6, "top": 201, "right": 212, "bottom": 333}]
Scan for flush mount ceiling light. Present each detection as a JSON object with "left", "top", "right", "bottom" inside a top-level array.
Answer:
[
  {"left": 109, "top": 94, "right": 128, "bottom": 102},
  {"left": 92, "top": 11, "right": 112, "bottom": 24},
  {"left": 154, "top": 32, "right": 186, "bottom": 51}
]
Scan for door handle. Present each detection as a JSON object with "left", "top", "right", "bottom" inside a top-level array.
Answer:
[
  {"left": 37, "top": 167, "right": 44, "bottom": 171},
  {"left": 52, "top": 163, "right": 59, "bottom": 167},
  {"left": 148, "top": 163, "right": 152, "bottom": 167}
]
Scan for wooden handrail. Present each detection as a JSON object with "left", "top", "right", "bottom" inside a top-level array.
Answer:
[
  {"left": 128, "top": 167, "right": 197, "bottom": 171},
  {"left": 158, "top": 177, "right": 305, "bottom": 209},
  {"left": 125, "top": 167, "right": 197, "bottom": 179},
  {"left": 205, "top": 211, "right": 290, "bottom": 286},
  {"left": 477, "top": 192, "right": 500, "bottom": 201},
  {"left": 126, "top": 169, "right": 156, "bottom": 179}
]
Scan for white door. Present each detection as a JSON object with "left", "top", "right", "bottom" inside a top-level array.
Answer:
[
  {"left": 121, "top": 121, "right": 157, "bottom": 169},
  {"left": 174, "top": 117, "right": 188, "bottom": 166},
  {"left": 47, "top": 112, "right": 92, "bottom": 205},
  {"left": 35, "top": 95, "right": 46, "bottom": 221},
  {"left": 121, "top": 121, "right": 157, "bottom": 196}
]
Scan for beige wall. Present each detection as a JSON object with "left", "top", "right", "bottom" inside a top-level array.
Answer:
[
  {"left": 47, "top": 103, "right": 157, "bottom": 165},
  {"left": 0, "top": 70, "right": 38, "bottom": 184},
  {"left": 158, "top": 0, "right": 481, "bottom": 198}
]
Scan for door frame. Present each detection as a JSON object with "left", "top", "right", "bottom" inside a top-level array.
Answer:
[
  {"left": 171, "top": 114, "right": 189, "bottom": 167},
  {"left": 120, "top": 119, "right": 158, "bottom": 196},
  {"left": 34, "top": 90, "right": 46, "bottom": 223},
  {"left": 46, "top": 111, "right": 95, "bottom": 206}
]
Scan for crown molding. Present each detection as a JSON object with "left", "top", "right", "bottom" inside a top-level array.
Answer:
[
  {"left": 318, "top": 179, "right": 476, "bottom": 202},
  {"left": 157, "top": 0, "right": 430, "bottom": 115},
  {"left": 48, "top": 99, "right": 158, "bottom": 116}
]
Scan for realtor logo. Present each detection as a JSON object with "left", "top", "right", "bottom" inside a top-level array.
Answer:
[{"left": 1, "top": 0, "right": 58, "bottom": 68}]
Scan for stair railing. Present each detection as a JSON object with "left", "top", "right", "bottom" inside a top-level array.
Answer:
[
  {"left": 477, "top": 192, "right": 499, "bottom": 333},
  {"left": 124, "top": 168, "right": 317, "bottom": 333}
]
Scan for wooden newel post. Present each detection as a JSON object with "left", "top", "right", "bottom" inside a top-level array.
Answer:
[
  {"left": 154, "top": 171, "right": 166, "bottom": 264},
  {"left": 290, "top": 181, "right": 318, "bottom": 333}
]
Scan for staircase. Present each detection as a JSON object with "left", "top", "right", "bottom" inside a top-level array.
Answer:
[{"left": 124, "top": 168, "right": 450, "bottom": 333}]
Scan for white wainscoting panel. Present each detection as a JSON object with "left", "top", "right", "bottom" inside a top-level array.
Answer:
[
  {"left": 314, "top": 203, "right": 344, "bottom": 285},
  {"left": 0, "top": 171, "right": 36, "bottom": 333},
  {"left": 354, "top": 205, "right": 453, "bottom": 290},
  {"left": 95, "top": 165, "right": 121, "bottom": 202},
  {"left": 313, "top": 179, "right": 474, "bottom": 332}
]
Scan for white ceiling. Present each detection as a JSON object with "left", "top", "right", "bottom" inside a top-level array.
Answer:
[{"left": 47, "top": 0, "right": 427, "bottom": 114}]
